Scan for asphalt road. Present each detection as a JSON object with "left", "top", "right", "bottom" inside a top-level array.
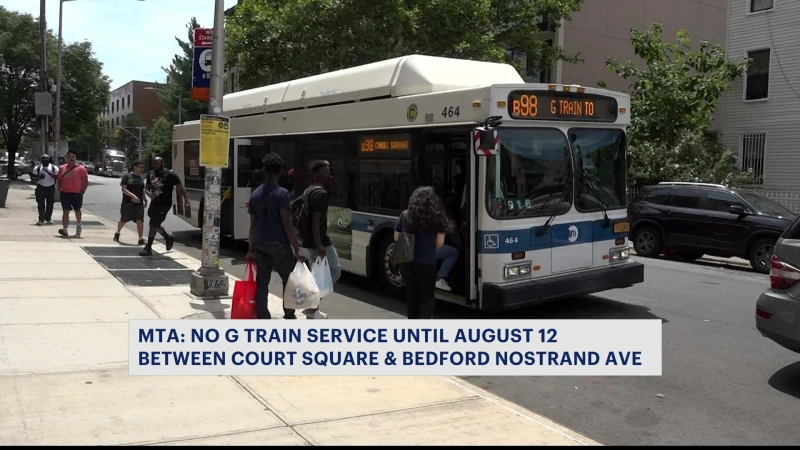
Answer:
[{"left": 83, "top": 174, "right": 800, "bottom": 446}]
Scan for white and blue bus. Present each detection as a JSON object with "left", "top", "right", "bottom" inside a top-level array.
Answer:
[{"left": 171, "top": 54, "right": 644, "bottom": 311}]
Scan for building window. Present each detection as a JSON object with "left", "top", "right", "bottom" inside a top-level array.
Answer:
[
  {"left": 111, "top": 102, "right": 114, "bottom": 113},
  {"left": 116, "top": 99, "right": 120, "bottom": 111},
  {"left": 127, "top": 94, "right": 131, "bottom": 109},
  {"left": 745, "top": 49, "right": 770, "bottom": 100},
  {"left": 740, "top": 133, "right": 765, "bottom": 185},
  {"left": 750, "top": 0, "right": 774, "bottom": 13}
]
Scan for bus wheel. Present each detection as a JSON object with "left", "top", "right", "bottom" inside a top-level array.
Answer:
[{"left": 378, "top": 234, "right": 406, "bottom": 299}]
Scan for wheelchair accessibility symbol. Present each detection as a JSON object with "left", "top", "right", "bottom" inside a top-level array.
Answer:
[{"left": 484, "top": 234, "right": 500, "bottom": 249}]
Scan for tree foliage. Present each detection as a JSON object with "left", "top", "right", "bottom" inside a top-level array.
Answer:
[
  {"left": 599, "top": 24, "right": 750, "bottom": 188},
  {"left": 69, "top": 117, "right": 105, "bottom": 162},
  {"left": 146, "top": 115, "right": 173, "bottom": 166},
  {"left": 158, "top": 18, "right": 209, "bottom": 124},
  {"left": 226, "top": 0, "right": 586, "bottom": 89},
  {"left": 0, "top": 6, "right": 109, "bottom": 178}
]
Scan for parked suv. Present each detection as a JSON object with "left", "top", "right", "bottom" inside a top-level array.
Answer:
[
  {"left": 628, "top": 182, "right": 796, "bottom": 274},
  {"left": 755, "top": 215, "right": 800, "bottom": 353}
]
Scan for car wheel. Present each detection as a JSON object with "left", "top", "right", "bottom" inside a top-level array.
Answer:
[
  {"left": 678, "top": 251, "right": 703, "bottom": 261},
  {"left": 633, "top": 226, "right": 663, "bottom": 258},
  {"left": 749, "top": 238, "right": 775, "bottom": 274},
  {"left": 377, "top": 233, "right": 406, "bottom": 299},
  {"left": 14, "top": 169, "right": 23, "bottom": 177}
]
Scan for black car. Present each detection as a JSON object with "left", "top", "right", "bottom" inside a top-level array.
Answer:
[{"left": 628, "top": 182, "right": 796, "bottom": 274}]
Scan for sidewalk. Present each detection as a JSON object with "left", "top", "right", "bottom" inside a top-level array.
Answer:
[{"left": 0, "top": 182, "right": 600, "bottom": 446}]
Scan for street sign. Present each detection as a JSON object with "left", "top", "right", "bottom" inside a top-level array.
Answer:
[
  {"left": 191, "top": 28, "right": 213, "bottom": 101},
  {"left": 199, "top": 114, "right": 230, "bottom": 168}
]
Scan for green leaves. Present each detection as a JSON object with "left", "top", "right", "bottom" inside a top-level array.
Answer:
[
  {"left": 0, "top": 6, "right": 108, "bottom": 175},
  {"left": 146, "top": 116, "right": 173, "bottom": 165},
  {"left": 601, "top": 24, "right": 749, "bottom": 188},
  {"left": 225, "top": 0, "right": 586, "bottom": 89}
]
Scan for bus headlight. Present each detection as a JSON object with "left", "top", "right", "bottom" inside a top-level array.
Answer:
[
  {"left": 610, "top": 247, "right": 630, "bottom": 262},
  {"left": 504, "top": 262, "right": 532, "bottom": 280}
]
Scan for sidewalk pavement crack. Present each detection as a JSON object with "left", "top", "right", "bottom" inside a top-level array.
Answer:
[{"left": 119, "top": 425, "right": 294, "bottom": 446}]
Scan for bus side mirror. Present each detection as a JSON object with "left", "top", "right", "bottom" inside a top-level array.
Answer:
[{"left": 473, "top": 127, "right": 498, "bottom": 156}]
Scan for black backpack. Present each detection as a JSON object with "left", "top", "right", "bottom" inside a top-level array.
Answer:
[{"left": 290, "top": 185, "right": 323, "bottom": 233}]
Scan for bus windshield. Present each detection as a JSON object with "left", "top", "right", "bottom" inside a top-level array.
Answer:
[
  {"left": 569, "top": 128, "right": 627, "bottom": 212},
  {"left": 485, "top": 128, "right": 572, "bottom": 219}
]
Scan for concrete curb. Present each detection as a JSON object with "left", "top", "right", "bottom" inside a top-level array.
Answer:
[{"left": 629, "top": 248, "right": 753, "bottom": 270}]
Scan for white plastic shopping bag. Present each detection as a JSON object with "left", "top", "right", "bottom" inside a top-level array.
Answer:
[
  {"left": 311, "top": 256, "right": 334, "bottom": 298},
  {"left": 283, "top": 261, "right": 321, "bottom": 310}
]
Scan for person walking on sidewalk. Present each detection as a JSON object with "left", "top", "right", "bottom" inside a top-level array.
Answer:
[
  {"left": 56, "top": 150, "right": 89, "bottom": 237},
  {"left": 139, "top": 157, "right": 190, "bottom": 257},
  {"left": 394, "top": 186, "right": 449, "bottom": 319},
  {"left": 32, "top": 154, "right": 58, "bottom": 225},
  {"left": 114, "top": 160, "right": 147, "bottom": 245},
  {"left": 295, "top": 160, "right": 339, "bottom": 319},
  {"left": 246, "top": 153, "right": 305, "bottom": 320}
]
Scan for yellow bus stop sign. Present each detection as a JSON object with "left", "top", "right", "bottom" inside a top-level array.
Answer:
[{"left": 199, "top": 114, "right": 230, "bottom": 168}]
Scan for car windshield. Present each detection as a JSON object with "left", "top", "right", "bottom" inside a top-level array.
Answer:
[
  {"left": 485, "top": 128, "right": 572, "bottom": 219},
  {"left": 568, "top": 128, "right": 627, "bottom": 212},
  {"left": 736, "top": 191, "right": 796, "bottom": 218}
]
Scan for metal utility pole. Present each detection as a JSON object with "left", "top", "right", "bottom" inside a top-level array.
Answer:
[
  {"left": 55, "top": 0, "right": 75, "bottom": 161},
  {"left": 39, "top": 0, "right": 48, "bottom": 158},
  {"left": 190, "top": 0, "right": 229, "bottom": 299}
]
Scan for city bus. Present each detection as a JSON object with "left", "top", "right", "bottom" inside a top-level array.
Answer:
[{"left": 171, "top": 54, "right": 644, "bottom": 311}]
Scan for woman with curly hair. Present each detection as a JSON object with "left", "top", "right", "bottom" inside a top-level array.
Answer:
[{"left": 394, "top": 186, "right": 449, "bottom": 319}]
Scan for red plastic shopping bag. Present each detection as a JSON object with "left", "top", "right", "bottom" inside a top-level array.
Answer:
[{"left": 231, "top": 261, "right": 257, "bottom": 319}]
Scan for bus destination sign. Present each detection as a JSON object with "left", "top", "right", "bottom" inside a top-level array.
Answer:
[
  {"left": 359, "top": 135, "right": 411, "bottom": 155},
  {"left": 507, "top": 90, "right": 619, "bottom": 122}
]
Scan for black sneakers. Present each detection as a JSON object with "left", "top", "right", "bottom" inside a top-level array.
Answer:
[{"left": 165, "top": 235, "right": 174, "bottom": 251}]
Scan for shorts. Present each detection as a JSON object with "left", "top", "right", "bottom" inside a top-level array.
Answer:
[
  {"left": 148, "top": 204, "right": 171, "bottom": 227},
  {"left": 60, "top": 192, "right": 83, "bottom": 211},
  {"left": 120, "top": 202, "right": 144, "bottom": 222}
]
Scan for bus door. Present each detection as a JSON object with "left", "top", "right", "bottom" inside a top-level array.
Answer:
[{"left": 232, "top": 138, "right": 253, "bottom": 240}]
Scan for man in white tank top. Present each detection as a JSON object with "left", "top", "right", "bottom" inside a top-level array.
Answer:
[{"left": 31, "top": 155, "right": 59, "bottom": 225}]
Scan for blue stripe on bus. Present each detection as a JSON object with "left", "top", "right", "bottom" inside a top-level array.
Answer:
[
  {"left": 477, "top": 220, "right": 627, "bottom": 254},
  {"left": 349, "top": 212, "right": 628, "bottom": 254}
]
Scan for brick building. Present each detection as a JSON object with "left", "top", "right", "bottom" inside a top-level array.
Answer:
[{"left": 101, "top": 80, "right": 171, "bottom": 135}]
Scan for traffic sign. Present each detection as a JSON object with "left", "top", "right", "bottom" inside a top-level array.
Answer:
[{"left": 191, "top": 28, "right": 213, "bottom": 101}]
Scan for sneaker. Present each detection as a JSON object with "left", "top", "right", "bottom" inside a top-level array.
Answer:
[
  {"left": 113, "top": 233, "right": 120, "bottom": 242},
  {"left": 139, "top": 247, "right": 152, "bottom": 257},
  {"left": 58, "top": 228, "right": 68, "bottom": 237},
  {"left": 165, "top": 235, "right": 174, "bottom": 251},
  {"left": 46, "top": 220, "right": 53, "bottom": 225},
  {"left": 304, "top": 309, "right": 328, "bottom": 319},
  {"left": 75, "top": 224, "right": 82, "bottom": 237},
  {"left": 435, "top": 278, "right": 452, "bottom": 292},
  {"left": 36, "top": 220, "right": 43, "bottom": 226},
  {"left": 138, "top": 238, "right": 146, "bottom": 246}
]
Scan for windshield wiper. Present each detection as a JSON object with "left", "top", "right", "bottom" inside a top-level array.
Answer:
[
  {"left": 581, "top": 171, "right": 610, "bottom": 227},
  {"left": 535, "top": 170, "right": 573, "bottom": 237}
]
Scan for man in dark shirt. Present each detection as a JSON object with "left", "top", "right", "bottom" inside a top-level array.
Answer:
[
  {"left": 246, "top": 153, "right": 304, "bottom": 320},
  {"left": 139, "top": 157, "right": 190, "bottom": 256},
  {"left": 298, "top": 160, "right": 340, "bottom": 320},
  {"left": 115, "top": 160, "right": 147, "bottom": 245}
]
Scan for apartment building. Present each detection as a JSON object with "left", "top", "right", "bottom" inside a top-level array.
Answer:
[
  {"left": 101, "top": 80, "right": 170, "bottom": 134},
  {"left": 512, "top": 1, "right": 727, "bottom": 93},
  {"left": 719, "top": 0, "right": 800, "bottom": 192}
]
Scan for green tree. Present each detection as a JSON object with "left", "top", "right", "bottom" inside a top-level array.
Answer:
[
  {"left": 599, "top": 24, "right": 750, "bottom": 188},
  {"left": 226, "top": 0, "right": 585, "bottom": 89},
  {"left": 0, "top": 6, "right": 109, "bottom": 179},
  {"left": 157, "top": 18, "right": 209, "bottom": 124},
  {"left": 69, "top": 117, "right": 105, "bottom": 162},
  {"left": 146, "top": 115, "right": 173, "bottom": 166}
]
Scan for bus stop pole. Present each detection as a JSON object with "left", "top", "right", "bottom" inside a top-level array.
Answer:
[{"left": 190, "top": 0, "right": 229, "bottom": 298}]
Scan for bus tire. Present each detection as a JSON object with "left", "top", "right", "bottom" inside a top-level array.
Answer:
[{"left": 377, "top": 233, "right": 406, "bottom": 300}]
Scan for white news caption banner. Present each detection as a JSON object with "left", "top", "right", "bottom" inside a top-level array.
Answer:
[{"left": 129, "top": 319, "right": 662, "bottom": 376}]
